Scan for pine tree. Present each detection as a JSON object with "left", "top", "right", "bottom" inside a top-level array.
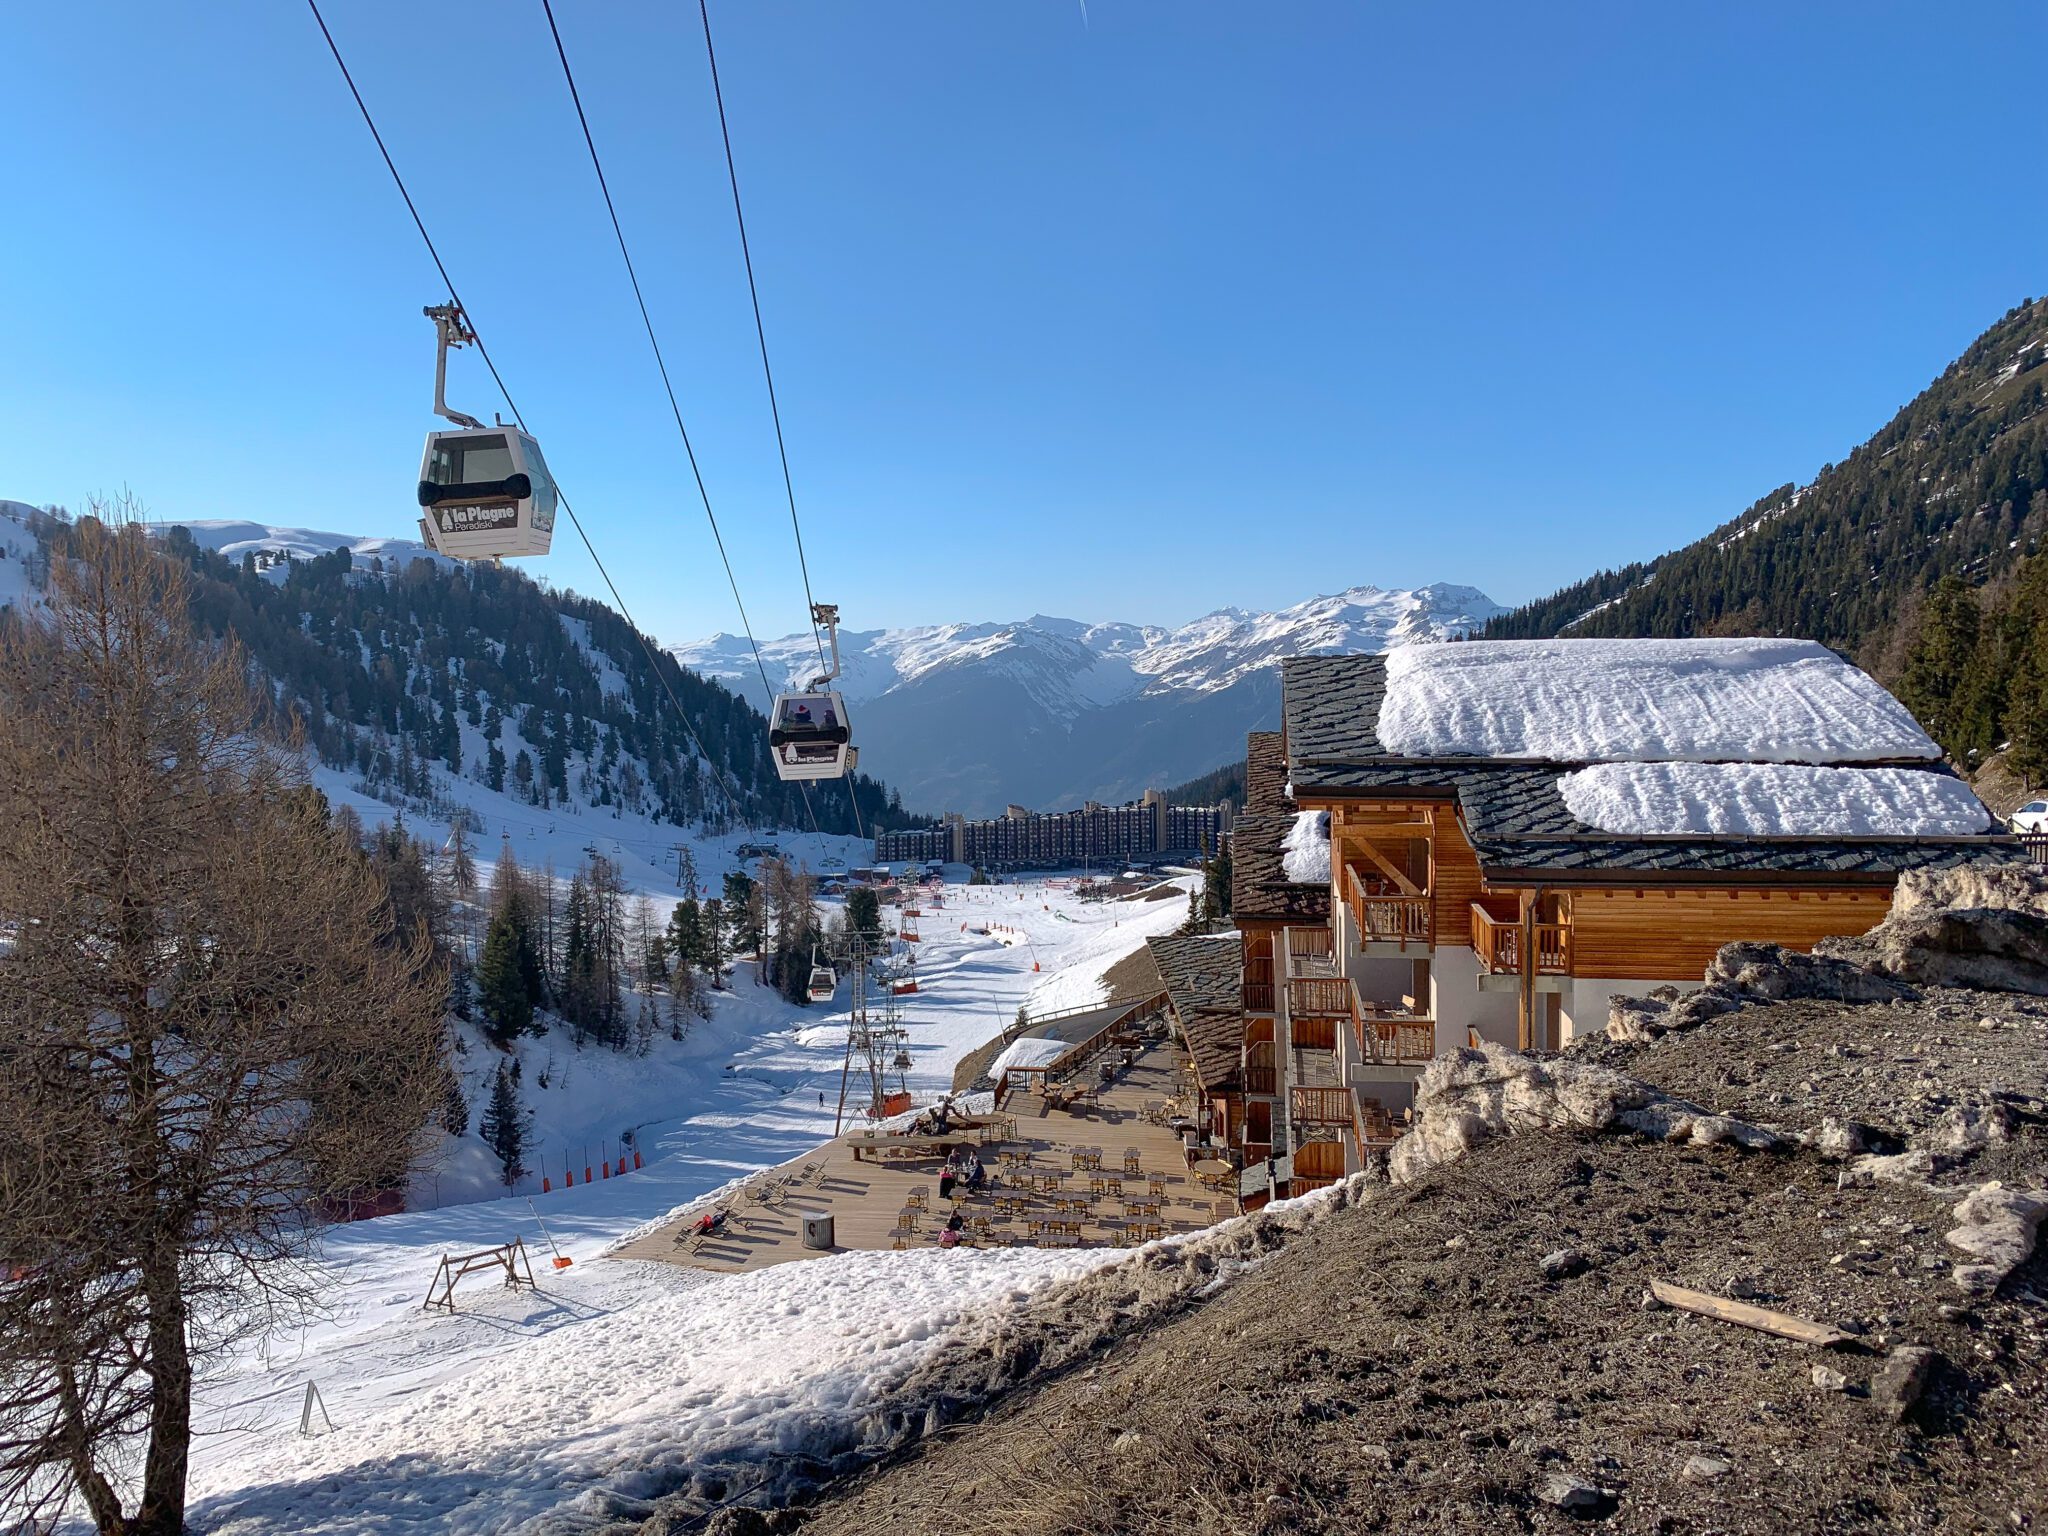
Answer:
[
  {"left": 477, "top": 912, "right": 534, "bottom": 1048},
  {"left": 479, "top": 1062, "right": 530, "bottom": 1187},
  {"left": 1898, "top": 575, "right": 1983, "bottom": 757}
]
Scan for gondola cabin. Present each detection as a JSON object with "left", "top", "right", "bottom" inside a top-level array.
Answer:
[
  {"left": 768, "top": 690, "right": 853, "bottom": 781},
  {"left": 806, "top": 962, "right": 836, "bottom": 1003},
  {"left": 417, "top": 427, "right": 557, "bottom": 561}
]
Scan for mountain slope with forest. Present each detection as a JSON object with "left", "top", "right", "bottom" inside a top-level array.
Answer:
[
  {"left": 0, "top": 503, "right": 911, "bottom": 839},
  {"left": 1485, "top": 298, "right": 2048, "bottom": 662}
]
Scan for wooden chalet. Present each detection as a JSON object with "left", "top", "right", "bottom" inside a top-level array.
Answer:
[{"left": 1206, "top": 641, "right": 2021, "bottom": 1201}]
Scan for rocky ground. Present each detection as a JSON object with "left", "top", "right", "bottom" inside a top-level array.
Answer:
[{"left": 628, "top": 868, "right": 2048, "bottom": 1536}]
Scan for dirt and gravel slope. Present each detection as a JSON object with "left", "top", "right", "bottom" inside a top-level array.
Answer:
[
  {"left": 767, "top": 1130, "right": 2044, "bottom": 1536},
  {"left": 631, "top": 871, "right": 2048, "bottom": 1536}
]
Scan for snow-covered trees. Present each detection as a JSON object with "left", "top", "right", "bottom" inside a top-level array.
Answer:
[{"left": 0, "top": 517, "right": 446, "bottom": 1534}]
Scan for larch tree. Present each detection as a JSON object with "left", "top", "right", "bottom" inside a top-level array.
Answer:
[{"left": 0, "top": 517, "right": 446, "bottom": 1535}]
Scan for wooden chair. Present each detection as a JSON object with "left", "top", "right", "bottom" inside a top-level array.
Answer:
[
  {"left": 906, "top": 1186, "right": 929, "bottom": 1211},
  {"left": 1122, "top": 1148, "right": 1143, "bottom": 1176},
  {"left": 1148, "top": 1174, "right": 1167, "bottom": 1199}
]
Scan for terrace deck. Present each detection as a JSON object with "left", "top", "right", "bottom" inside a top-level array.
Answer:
[{"left": 616, "top": 1039, "right": 1229, "bottom": 1275}]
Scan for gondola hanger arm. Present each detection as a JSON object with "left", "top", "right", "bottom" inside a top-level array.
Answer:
[{"left": 425, "top": 302, "right": 486, "bottom": 430}]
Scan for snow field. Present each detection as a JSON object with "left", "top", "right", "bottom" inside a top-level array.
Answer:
[
  {"left": 1377, "top": 637, "right": 1941, "bottom": 764},
  {"left": 190, "top": 1244, "right": 1130, "bottom": 1535}
]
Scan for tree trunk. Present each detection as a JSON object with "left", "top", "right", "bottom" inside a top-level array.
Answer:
[{"left": 130, "top": 1248, "right": 192, "bottom": 1536}]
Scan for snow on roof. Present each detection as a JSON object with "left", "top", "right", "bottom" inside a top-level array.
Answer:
[
  {"left": 988, "top": 1035, "right": 1072, "bottom": 1078},
  {"left": 1281, "top": 810, "right": 1331, "bottom": 883},
  {"left": 1376, "top": 638, "right": 1939, "bottom": 765},
  {"left": 1557, "top": 762, "right": 1992, "bottom": 840}
]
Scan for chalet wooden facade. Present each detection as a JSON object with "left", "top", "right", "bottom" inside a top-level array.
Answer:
[{"left": 1186, "top": 642, "right": 2021, "bottom": 1204}]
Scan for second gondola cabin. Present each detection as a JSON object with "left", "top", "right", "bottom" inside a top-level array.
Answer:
[
  {"left": 417, "top": 426, "right": 558, "bottom": 560},
  {"left": 768, "top": 689, "right": 853, "bottom": 781}
]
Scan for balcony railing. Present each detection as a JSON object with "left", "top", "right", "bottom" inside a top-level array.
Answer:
[
  {"left": 1288, "top": 976, "right": 1352, "bottom": 1017},
  {"left": 1291, "top": 1085, "right": 1352, "bottom": 1124},
  {"left": 1283, "top": 925, "right": 1337, "bottom": 976},
  {"left": 1345, "top": 866, "right": 1433, "bottom": 947},
  {"left": 1357, "top": 1014, "right": 1435, "bottom": 1064},
  {"left": 1244, "top": 1038, "right": 1277, "bottom": 1096},
  {"left": 1243, "top": 980, "right": 1275, "bottom": 1014},
  {"left": 1469, "top": 902, "right": 1572, "bottom": 976}
]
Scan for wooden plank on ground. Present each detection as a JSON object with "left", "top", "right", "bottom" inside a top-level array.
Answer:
[{"left": 1648, "top": 1280, "right": 1852, "bottom": 1347}]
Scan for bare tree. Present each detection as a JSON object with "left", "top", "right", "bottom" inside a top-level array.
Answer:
[{"left": 0, "top": 517, "right": 446, "bottom": 1534}]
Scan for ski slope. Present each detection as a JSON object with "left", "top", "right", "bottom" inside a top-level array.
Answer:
[{"left": 171, "top": 869, "right": 1197, "bottom": 1534}]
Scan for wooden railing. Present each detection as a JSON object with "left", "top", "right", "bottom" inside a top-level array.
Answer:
[
  {"left": 1358, "top": 1015, "right": 1435, "bottom": 1064},
  {"left": 1283, "top": 925, "right": 1336, "bottom": 975},
  {"left": 1291, "top": 1086, "right": 1352, "bottom": 1125},
  {"left": 1244, "top": 1039, "right": 1276, "bottom": 1097},
  {"left": 1288, "top": 976, "right": 1352, "bottom": 1017},
  {"left": 1469, "top": 903, "right": 1572, "bottom": 976},
  {"left": 1346, "top": 866, "right": 1433, "bottom": 946},
  {"left": 1243, "top": 980, "right": 1276, "bottom": 1014}
]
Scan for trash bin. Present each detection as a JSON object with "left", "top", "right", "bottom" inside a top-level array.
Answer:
[{"left": 800, "top": 1211, "right": 835, "bottom": 1251}]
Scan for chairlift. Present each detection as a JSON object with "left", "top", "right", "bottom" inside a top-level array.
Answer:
[
  {"left": 769, "top": 603, "right": 855, "bottom": 781},
  {"left": 415, "top": 305, "right": 557, "bottom": 561}
]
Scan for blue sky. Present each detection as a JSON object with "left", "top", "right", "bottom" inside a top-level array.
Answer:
[{"left": 3, "top": 2, "right": 2043, "bottom": 643}]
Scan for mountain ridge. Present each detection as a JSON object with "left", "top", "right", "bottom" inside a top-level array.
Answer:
[{"left": 671, "top": 583, "right": 1502, "bottom": 814}]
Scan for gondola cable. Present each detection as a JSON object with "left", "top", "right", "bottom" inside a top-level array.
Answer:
[
  {"left": 305, "top": 0, "right": 758, "bottom": 837},
  {"left": 694, "top": 0, "right": 829, "bottom": 680},
  {"left": 692, "top": 0, "right": 868, "bottom": 846},
  {"left": 538, "top": 0, "right": 849, "bottom": 847}
]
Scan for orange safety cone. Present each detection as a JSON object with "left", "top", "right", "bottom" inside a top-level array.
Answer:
[
  {"left": 543, "top": 1176, "right": 552, "bottom": 1193},
  {"left": 633, "top": 1150, "right": 642, "bottom": 1170},
  {"left": 565, "top": 1168, "right": 574, "bottom": 1187}
]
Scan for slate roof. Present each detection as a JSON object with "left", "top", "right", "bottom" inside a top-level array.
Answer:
[
  {"left": 1146, "top": 933, "right": 1242, "bottom": 1093},
  {"left": 1230, "top": 812, "right": 1333, "bottom": 923},
  {"left": 1244, "top": 732, "right": 1291, "bottom": 816},
  {"left": 1279, "top": 653, "right": 2025, "bottom": 883}
]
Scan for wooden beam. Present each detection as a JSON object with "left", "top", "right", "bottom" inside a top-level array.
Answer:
[
  {"left": 1647, "top": 1281, "right": 1853, "bottom": 1347},
  {"left": 1353, "top": 838, "right": 1420, "bottom": 896}
]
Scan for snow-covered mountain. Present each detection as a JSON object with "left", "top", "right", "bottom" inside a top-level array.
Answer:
[{"left": 673, "top": 585, "right": 1503, "bottom": 815}]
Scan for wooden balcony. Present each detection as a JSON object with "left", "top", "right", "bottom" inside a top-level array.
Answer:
[
  {"left": 1243, "top": 979, "right": 1276, "bottom": 1014},
  {"left": 1345, "top": 866, "right": 1432, "bottom": 948},
  {"left": 1469, "top": 902, "right": 1572, "bottom": 977},
  {"left": 1283, "top": 925, "right": 1337, "bottom": 976},
  {"left": 1244, "top": 1037, "right": 1276, "bottom": 1097},
  {"left": 1287, "top": 975, "right": 1352, "bottom": 1018},
  {"left": 1356, "top": 1012, "right": 1435, "bottom": 1065},
  {"left": 1291, "top": 1085, "right": 1352, "bottom": 1126}
]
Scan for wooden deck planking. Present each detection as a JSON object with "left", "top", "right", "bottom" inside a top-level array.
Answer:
[{"left": 615, "top": 1039, "right": 1230, "bottom": 1275}]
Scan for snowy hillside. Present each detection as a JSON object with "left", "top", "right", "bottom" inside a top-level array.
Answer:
[
  {"left": 674, "top": 584, "right": 1503, "bottom": 814},
  {"left": 168, "top": 517, "right": 451, "bottom": 576},
  {"left": 0, "top": 501, "right": 42, "bottom": 613}
]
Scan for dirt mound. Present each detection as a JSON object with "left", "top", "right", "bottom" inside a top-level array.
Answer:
[{"left": 766, "top": 1131, "right": 2048, "bottom": 1536}]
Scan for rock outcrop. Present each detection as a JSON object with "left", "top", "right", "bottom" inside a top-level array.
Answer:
[
  {"left": 1817, "top": 865, "right": 2048, "bottom": 995},
  {"left": 1389, "top": 1044, "right": 1778, "bottom": 1184}
]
